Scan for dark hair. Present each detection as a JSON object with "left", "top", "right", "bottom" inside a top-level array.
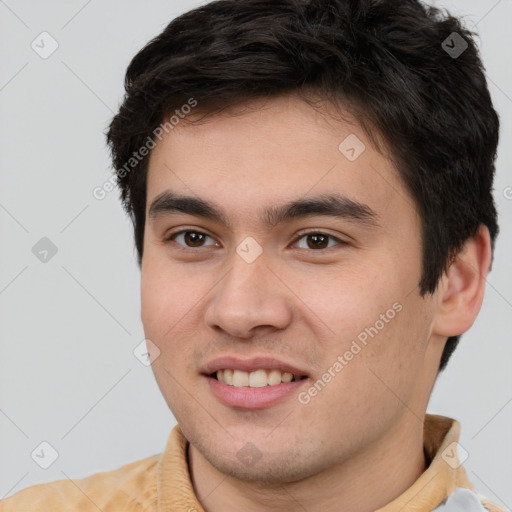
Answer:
[{"left": 106, "top": 0, "right": 499, "bottom": 371}]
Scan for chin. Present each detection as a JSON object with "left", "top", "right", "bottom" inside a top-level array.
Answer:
[
  {"left": 212, "top": 453, "right": 320, "bottom": 484},
  {"left": 191, "top": 431, "right": 324, "bottom": 485}
]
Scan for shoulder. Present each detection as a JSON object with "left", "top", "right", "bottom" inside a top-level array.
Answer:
[
  {"left": 0, "top": 453, "right": 160, "bottom": 512},
  {"left": 433, "top": 488, "right": 509, "bottom": 512}
]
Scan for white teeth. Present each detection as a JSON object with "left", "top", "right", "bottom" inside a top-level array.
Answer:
[
  {"left": 281, "top": 372, "right": 293, "bottom": 383},
  {"left": 215, "top": 369, "right": 303, "bottom": 387},
  {"left": 248, "top": 369, "right": 268, "bottom": 388},
  {"left": 268, "top": 369, "right": 282, "bottom": 386},
  {"left": 233, "top": 369, "right": 249, "bottom": 387},
  {"left": 223, "top": 369, "right": 233, "bottom": 385}
]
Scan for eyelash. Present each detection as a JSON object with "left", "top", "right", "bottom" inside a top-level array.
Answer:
[{"left": 164, "top": 229, "right": 346, "bottom": 252}]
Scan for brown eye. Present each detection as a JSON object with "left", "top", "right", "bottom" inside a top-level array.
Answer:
[
  {"left": 294, "top": 232, "right": 344, "bottom": 250},
  {"left": 184, "top": 232, "right": 206, "bottom": 247},
  {"left": 306, "top": 234, "right": 329, "bottom": 249},
  {"left": 168, "top": 230, "right": 218, "bottom": 248}
]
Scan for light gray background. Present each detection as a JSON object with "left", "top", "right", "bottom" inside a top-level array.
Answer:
[{"left": 1, "top": 0, "right": 511, "bottom": 507}]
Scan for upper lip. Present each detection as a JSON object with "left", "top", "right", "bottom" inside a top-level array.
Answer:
[{"left": 202, "top": 356, "right": 310, "bottom": 377}]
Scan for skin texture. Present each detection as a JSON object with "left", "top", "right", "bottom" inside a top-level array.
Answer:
[{"left": 140, "top": 94, "right": 491, "bottom": 512}]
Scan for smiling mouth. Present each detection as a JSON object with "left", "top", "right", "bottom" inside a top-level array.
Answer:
[{"left": 209, "top": 369, "right": 308, "bottom": 387}]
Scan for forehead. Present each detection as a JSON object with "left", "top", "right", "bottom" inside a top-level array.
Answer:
[{"left": 145, "top": 95, "right": 416, "bottom": 229}]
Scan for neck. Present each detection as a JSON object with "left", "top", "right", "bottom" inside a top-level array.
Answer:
[{"left": 188, "top": 415, "right": 427, "bottom": 512}]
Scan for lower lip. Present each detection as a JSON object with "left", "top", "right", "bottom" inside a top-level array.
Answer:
[{"left": 205, "top": 375, "right": 309, "bottom": 409}]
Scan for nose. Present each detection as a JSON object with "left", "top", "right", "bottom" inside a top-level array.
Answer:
[{"left": 204, "top": 249, "right": 294, "bottom": 339}]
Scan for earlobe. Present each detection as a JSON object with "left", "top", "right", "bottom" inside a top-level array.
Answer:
[{"left": 432, "top": 224, "right": 492, "bottom": 338}]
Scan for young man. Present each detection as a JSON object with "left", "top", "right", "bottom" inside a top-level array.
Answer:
[{"left": 1, "top": 0, "right": 506, "bottom": 511}]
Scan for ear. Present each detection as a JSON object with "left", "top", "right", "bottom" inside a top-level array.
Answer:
[{"left": 432, "top": 224, "right": 492, "bottom": 338}]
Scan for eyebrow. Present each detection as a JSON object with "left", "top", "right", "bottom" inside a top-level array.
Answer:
[{"left": 148, "top": 191, "right": 380, "bottom": 229}]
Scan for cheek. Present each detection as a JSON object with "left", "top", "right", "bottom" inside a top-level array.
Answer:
[
  {"left": 310, "top": 261, "right": 428, "bottom": 383},
  {"left": 306, "top": 263, "right": 402, "bottom": 338},
  {"left": 140, "top": 253, "right": 204, "bottom": 337},
  {"left": 140, "top": 255, "right": 217, "bottom": 392},
  {"left": 350, "top": 293, "right": 435, "bottom": 411},
  {"left": 140, "top": 259, "right": 202, "bottom": 403}
]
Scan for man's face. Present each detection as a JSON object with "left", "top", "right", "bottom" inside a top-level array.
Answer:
[{"left": 141, "top": 95, "right": 444, "bottom": 483}]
